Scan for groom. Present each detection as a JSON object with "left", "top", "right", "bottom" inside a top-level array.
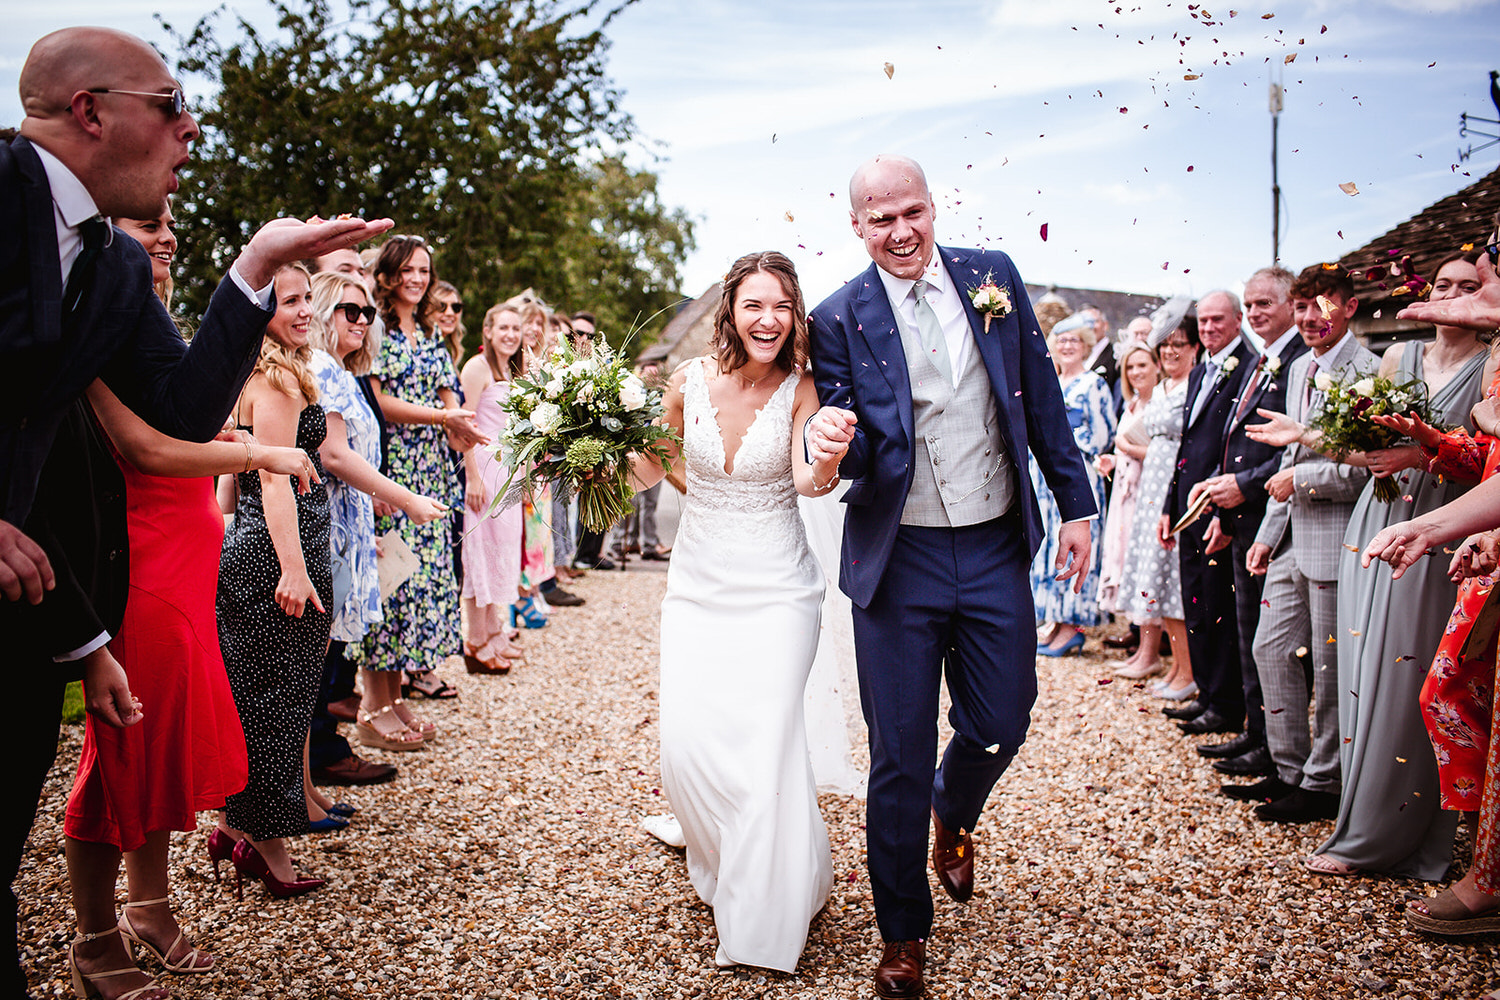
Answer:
[{"left": 808, "top": 155, "right": 1095, "bottom": 998}]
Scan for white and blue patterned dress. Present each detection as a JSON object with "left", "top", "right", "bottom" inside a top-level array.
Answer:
[
  {"left": 310, "top": 350, "right": 383, "bottom": 643},
  {"left": 1028, "top": 370, "right": 1115, "bottom": 627}
]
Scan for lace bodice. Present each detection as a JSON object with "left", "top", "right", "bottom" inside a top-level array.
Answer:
[{"left": 675, "top": 360, "right": 812, "bottom": 559}]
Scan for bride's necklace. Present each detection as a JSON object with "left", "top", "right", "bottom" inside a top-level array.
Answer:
[{"left": 733, "top": 365, "right": 776, "bottom": 390}]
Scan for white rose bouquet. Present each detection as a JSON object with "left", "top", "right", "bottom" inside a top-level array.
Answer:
[
  {"left": 494, "top": 338, "right": 678, "bottom": 531},
  {"left": 1306, "top": 369, "right": 1436, "bottom": 502}
]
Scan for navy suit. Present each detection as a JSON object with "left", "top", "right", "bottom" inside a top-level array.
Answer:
[
  {"left": 810, "top": 247, "right": 1094, "bottom": 941},
  {"left": 1217, "top": 335, "right": 1309, "bottom": 743},
  {"left": 0, "top": 134, "right": 270, "bottom": 997},
  {"left": 1167, "top": 339, "right": 1260, "bottom": 727}
]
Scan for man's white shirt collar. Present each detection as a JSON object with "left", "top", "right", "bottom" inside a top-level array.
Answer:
[
  {"left": 1205, "top": 335, "right": 1242, "bottom": 368},
  {"left": 32, "top": 143, "right": 109, "bottom": 283}
]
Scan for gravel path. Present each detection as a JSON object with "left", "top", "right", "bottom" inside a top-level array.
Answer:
[{"left": 18, "top": 559, "right": 1500, "bottom": 999}]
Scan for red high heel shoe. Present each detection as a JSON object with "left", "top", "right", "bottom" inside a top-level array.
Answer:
[
  {"left": 230, "top": 839, "right": 325, "bottom": 901},
  {"left": 206, "top": 828, "right": 236, "bottom": 883}
]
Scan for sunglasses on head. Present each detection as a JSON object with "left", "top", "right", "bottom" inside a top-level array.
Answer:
[
  {"left": 436, "top": 300, "right": 463, "bottom": 314},
  {"left": 335, "top": 302, "right": 377, "bottom": 324},
  {"left": 89, "top": 88, "right": 188, "bottom": 117}
]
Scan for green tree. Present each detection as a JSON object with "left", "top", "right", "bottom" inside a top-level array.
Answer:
[{"left": 163, "top": 0, "right": 694, "bottom": 354}]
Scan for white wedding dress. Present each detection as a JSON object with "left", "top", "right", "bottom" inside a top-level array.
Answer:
[{"left": 658, "top": 360, "right": 833, "bottom": 972}]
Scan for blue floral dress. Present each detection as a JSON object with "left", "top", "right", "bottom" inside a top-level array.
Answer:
[
  {"left": 310, "top": 350, "right": 383, "bottom": 643},
  {"left": 1028, "top": 370, "right": 1115, "bottom": 627},
  {"left": 354, "top": 328, "right": 462, "bottom": 673}
]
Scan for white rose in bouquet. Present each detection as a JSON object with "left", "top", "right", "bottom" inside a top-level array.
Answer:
[
  {"left": 545, "top": 378, "right": 565, "bottom": 398},
  {"left": 619, "top": 374, "right": 648, "bottom": 411},
  {"left": 1352, "top": 377, "right": 1376, "bottom": 398},
  {"left": 1313, "top": 371, "right": 1335, "bottom": 392},
  {"left": 531, "top": 401, "right": 563, "bottom": 435}
]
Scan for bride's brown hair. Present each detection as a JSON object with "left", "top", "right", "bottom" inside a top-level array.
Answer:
[{"left": 710, "top": 251, "right": 808, "bottom": 374}]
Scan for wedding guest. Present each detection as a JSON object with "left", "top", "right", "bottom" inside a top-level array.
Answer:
[
  {"left": 64, "top": 213, "right": 315, "bottom": 997},
  {"left": 214, "top": 263, "right": 334, "bottom": 900},
  {"left": 308, "top": 271, "right": 448, "bottom": 750},
  {"left": 1191, "top": 266, "right": 1306, "bottom": 781},
  {"left": 541, "top": 311, "right": 585, "bottom": 603},
  {"left": 360, "top": 236, "right": 484, "bottom": 703},
  {"left": 1241, "top": 264, "right": 1377, "bottom": 819},
  {"left": 1096, "top": 340, "right": 1157, "bottom": 621},
  {"left": 1032, "top": 312, "right": 1115, "bottom": 657},
  {"left": 424, "top": 279, "right": 467, "bottom": 365},
  {"left": 512, "top": 300, "right": 556, "bottom": 625},
  {"left": 459, "top": 303, "right": 528, "bottom": 672},
  {"left": 1158, "top": 291, "right": 1257, "bottom": 737},
  {"left": 0, "top": 26, "right": 389, "bottom": 997},
  {"left": 1306, "top": 252, "right": 1486, "bottom": 877},
  {"left": 1115, "top": 302, "right": 1199, "bottom": 696},
  {"left": 632, "top": 250, "right": 846, "bottom": 972},
  {"left": 568, "top": 311, "right": 617, "bottom": 572}
]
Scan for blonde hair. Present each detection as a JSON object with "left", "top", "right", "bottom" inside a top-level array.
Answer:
[
  {"left": 309, "top": 271, "right": 381, "bottom": 375},
  {"left": 482, "top": 303, "right": 526, "bottom": 381},
  {"left": 1118, "top": 342, "right": 1160, "bottom": 406},
  {"left": 258, "top": 264, "right": 319, "bottom": 404},
  {"left": 423, "top": 279, "right": 466, "bottom": 365}
]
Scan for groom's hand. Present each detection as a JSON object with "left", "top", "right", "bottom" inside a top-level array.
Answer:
[
  {"left": 1054, "top": 520, "right": 1092, "bottom": 593},
  {"left": 808, "top": 406, "right": 857, "bottom": 463}
]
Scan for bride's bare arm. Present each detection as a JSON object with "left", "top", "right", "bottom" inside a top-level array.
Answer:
[
  {"left": 629, "top": 365, "right": 687, "bottom": 491},
  {"left": 791, "top": 377, "right": 852, "bottom": 497}
]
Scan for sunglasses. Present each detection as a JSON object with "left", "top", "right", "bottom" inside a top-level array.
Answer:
[
  {"left": 334, "top": 302, "right": 377, "bottom": 324},
  {"left": 89, "top": 88, "right": 188, "bottom": 117},
  {"left": 1487, "top": 239, "right": 1499, "bottom": 267},
  {"left": 436, "top": 300, "right": 463, "bottom": 314}
]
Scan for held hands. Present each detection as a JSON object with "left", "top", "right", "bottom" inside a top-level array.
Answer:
[
  {"left": 1364, "top": 445, "right": 1422, "bottom": 480},
  {"left": 1246, "top": 409, "right": 1306, "bottom": 448},
  {"left": 275, "top": 566, "right": 325, "bottom": 618},
  {"left": 1054, "top": 521, "right": 1093, "bottom": 593},
  {"left": 1448, "top": 531, "right": 1500, "bottom": 583},
  {"left": 82, "top": 647, "right": 143, "bottom": 729},
  {"left": 808, "top": 406, "right": 858, "bottom": 464},
  {"left": 235, "top": 215, "right": 396, "bottom": 290},
  {"left": 0, "top": 518, "right": 54, "bottom": 604}
]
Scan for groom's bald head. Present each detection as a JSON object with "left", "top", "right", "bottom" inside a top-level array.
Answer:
[{"left": 848, "top": 154, "right": 929, "bottom": 211}]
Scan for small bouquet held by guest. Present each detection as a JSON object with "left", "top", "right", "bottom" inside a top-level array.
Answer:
[
  {"left": 495, "top": 338, "right": 679, "bottom": 531},
  {"left": 1307, "top": 368, "right": 1436, "bottom": 502}
]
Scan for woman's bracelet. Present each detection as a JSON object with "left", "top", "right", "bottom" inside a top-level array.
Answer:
[
  {"left": 242, "top": 441, "right": 254, "bottom": 473},
  {"left": 812, "top": 471, "right": 839, "bottom": 493},
  {"left": 434, "top": 408, "right": 447, "bottom": 427}
]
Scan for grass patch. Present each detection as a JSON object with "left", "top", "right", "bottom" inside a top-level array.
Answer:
[{"left": 62, "top": 681, "right": 85, "bottom": 726}]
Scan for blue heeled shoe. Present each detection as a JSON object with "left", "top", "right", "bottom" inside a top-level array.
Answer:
[
  {"left": 327, "top": 802, "right": 356, "bottom": 818},
  {"left": 1037, "top": 631, "right": 1086, "bottom": 658},
  {"left": 509, "top": 596, "right": 548, "bottom": 629},
  {"left": 306, "top": 814, "right": 350, "bottom": 833}
]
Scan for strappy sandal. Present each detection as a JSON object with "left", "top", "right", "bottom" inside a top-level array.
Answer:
[
  {"left": 392, "top": 697, "right": 438, "bottom": 742},
  {"left": 119, "top": 898, "right": 212, "bottom": 973},
  {"left": 355, "top": 707, "right": 426, "bottom": 752},
  {"left": 69, "top": 927, "right": 167, "bottom": 1000},
  {"left": 1407, "top": 887, "right": 1500, "bottom": 936},
  {"left": 405, "top": 670, "right": 458, "bottom": 699}
]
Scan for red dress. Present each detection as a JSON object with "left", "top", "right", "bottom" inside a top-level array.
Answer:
[{"left": 64, "top": 457, "right": 249, "bottom": 852}]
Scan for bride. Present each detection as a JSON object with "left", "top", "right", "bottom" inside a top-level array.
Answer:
[{"left": 632, "top": 250, "right": 852, "bottom": 972}]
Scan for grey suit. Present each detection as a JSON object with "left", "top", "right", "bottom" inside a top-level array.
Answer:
[{"left": 1251, "top": 333, "right": 1377, "bottom": 793}]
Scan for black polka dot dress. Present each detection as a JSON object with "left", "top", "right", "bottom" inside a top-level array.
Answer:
[{"left": 218, "top": 404, "right": 333, "bottom": 839}]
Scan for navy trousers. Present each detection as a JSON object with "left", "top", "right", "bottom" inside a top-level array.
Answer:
[{"left": 852, "top": 514, "right": 1035, "bottom": 942}]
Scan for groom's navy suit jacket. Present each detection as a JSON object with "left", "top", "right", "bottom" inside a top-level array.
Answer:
[
  {"left": 0, "top": 133, "right": 271, "bottom": 661},
  {"left": 809, "top": 246, "right": 1096, "bottom": 609}
]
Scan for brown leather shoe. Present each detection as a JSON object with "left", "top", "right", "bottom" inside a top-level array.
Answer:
[
  {"left": 310, "top": 753, "right": 398, "bottom": 786},
  {"left": 874, "top": 939, "right": 925, "bottom": 999},
  {"left": 931, "top": 808, "right": 974, "bottom": 903}
]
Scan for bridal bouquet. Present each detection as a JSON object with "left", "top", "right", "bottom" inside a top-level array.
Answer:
[
  {"left": 494, "top": 338, "right": 678, "bottom": 532},
  {"left": 1306, "top": 369, "right": 1434, "bottom": 502}
]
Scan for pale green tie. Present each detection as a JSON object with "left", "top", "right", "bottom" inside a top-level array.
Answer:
[{"left": 912, "top": 279, "right": 952, "bottom": 381}]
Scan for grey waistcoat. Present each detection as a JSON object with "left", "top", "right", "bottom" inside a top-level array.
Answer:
[{"left": 897, "top": 314, "right": 1015, "bottom": 527}]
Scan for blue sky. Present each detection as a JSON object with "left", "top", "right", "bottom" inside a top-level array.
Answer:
[{"left": 5, "top": 0, "right": 1499, "bottom": 319}]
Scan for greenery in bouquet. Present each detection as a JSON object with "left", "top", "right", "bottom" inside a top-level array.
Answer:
[
  {"left": 494, "top": 338, "right": 679, "bottom": 532},
  {"left": 1306, "top": 369, "right": 1435, "bottom": 502}
]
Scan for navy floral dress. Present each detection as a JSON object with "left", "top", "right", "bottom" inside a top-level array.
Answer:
[{"left": 354, "top": 327, "right": 462, "bottom": 673}]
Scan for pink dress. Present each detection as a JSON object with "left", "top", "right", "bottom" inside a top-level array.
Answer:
[
  {"left": 1099, "top": 399, "right": 1146, "bottom": 614},
  {"left": 462, "top": 378, "right": 524, "bottom": 609}
]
